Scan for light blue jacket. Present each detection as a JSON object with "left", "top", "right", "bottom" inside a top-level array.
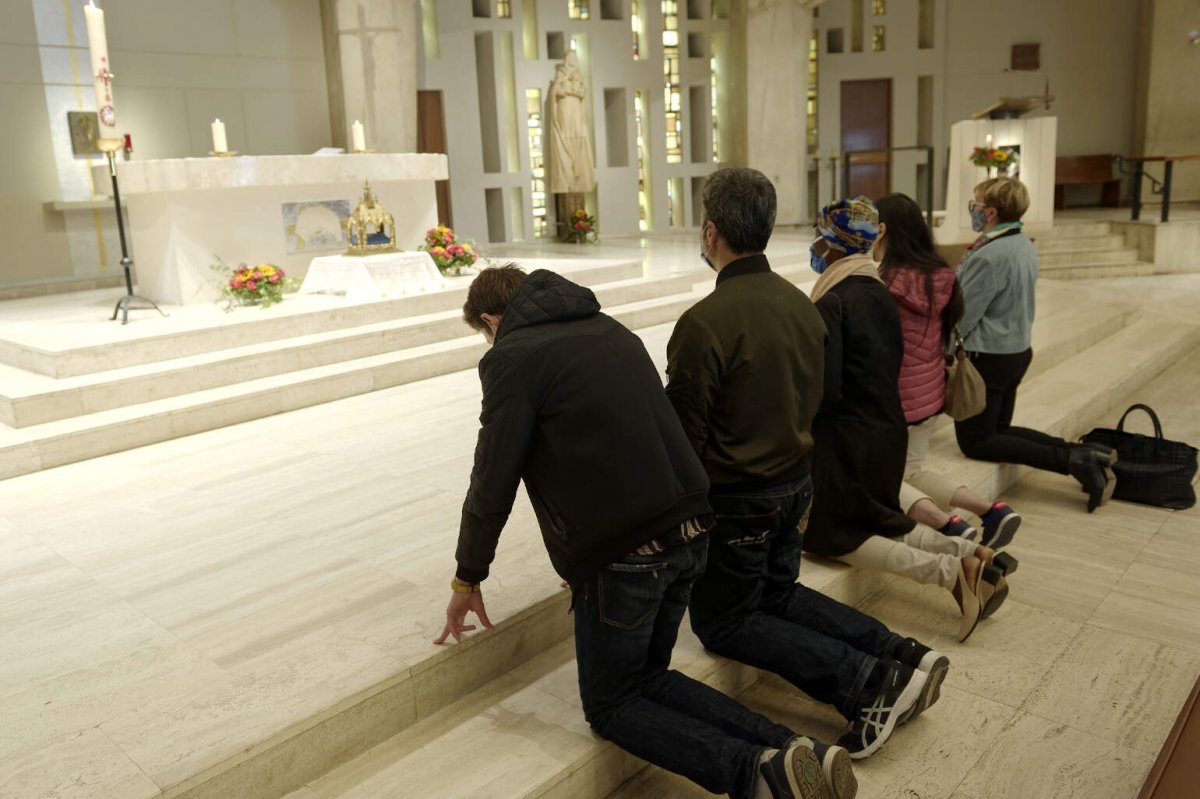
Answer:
[{"left": 957, "top": 231, "right": 1038, "bottom": 354}]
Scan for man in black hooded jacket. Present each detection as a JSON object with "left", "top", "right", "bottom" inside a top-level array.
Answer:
[{"left": 434, "top": 263, "right": 852, "bottom": 799}]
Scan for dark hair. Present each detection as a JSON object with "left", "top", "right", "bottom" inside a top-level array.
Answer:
[
  {"left": 875, "top": 193, "right": 963, "bottom": 346},
  {"left": 462, "top": 262, "right": 526, "bottom": 332},
  {"left": 701, "top": 168, "right": 776, "bottom": 254}
]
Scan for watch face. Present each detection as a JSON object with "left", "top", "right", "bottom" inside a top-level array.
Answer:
[{"left": 99, "top": 105, "right": 116, "bottom": 127}]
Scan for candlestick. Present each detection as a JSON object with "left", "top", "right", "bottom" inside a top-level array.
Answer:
[
  {"left": 83, "top": 1, "right": 119, "bottom": 141},
  {"left": 351, "top": 120, "right": 366, "bottom": 152},
  {"left": 211, "top": 118, "right": 228, "bottom": 153}
]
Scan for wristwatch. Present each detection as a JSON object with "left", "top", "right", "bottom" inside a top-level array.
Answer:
[{"left": 450, "top": 577, "right": 479, "bottom": 594}]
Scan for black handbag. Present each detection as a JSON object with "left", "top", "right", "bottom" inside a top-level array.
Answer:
[{"left": 1081, "top": 404, "right": 1197, "bottom": 510}]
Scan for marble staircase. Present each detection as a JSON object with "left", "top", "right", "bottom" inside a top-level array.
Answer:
[
  {"left": 4, "top": 264, "right": 1198, "bottom": 799},
  {"left": 280, "top": 289, "right": 1200, "bottom": 799},
  {"left": 1035, "top": 221, "right": 1158, "bottom": 280},
  {"left": 0, "top": 261, "right": 704, "bottom": 480}
]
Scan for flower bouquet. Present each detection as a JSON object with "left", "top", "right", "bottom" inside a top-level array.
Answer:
[
  {"left": 562, "top": 208, "right": 598, "bottom": 244},
  {"left": 969, "top": 146, "right": 1017, "bottom": 173},
  {"left": 420, "top": 225, "right": 479, "bottom": 276},
  {"left": 211, "top": 259, "right": 293, "bottom": 311}
]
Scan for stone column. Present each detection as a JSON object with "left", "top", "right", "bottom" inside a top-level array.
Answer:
[
  {"left": 320, "top": 0, "right": 419, "bottom": 154},
  {"left": 746, "top": 0, "right": 821, "bottom": 225}
]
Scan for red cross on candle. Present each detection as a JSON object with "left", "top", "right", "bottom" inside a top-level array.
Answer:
[{"left": 97, "top": 67, "right": 114, "bottom": 87}]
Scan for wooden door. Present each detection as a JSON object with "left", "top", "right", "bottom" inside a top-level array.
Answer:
[
  {"left": 840, "top": 79, "right": 892, "bottom": 200},
  {"left": 417, "top": 90, "right": 452, "bottom": 227}
]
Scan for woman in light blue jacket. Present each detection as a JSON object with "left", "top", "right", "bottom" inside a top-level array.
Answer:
[{"left": 954, "top": 177, "right": 1116, "bottom": 513}]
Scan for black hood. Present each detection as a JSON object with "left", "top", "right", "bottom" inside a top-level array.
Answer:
[{"left": 496, "top": 269, "right": 601, "bottom": 339}]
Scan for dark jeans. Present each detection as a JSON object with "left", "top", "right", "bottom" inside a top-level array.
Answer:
[
  {"left": 688, "top": 476, "right": 903, "bottom": 721},
  {"left": 954, "top": 348, "right": 1071, "bottom": 474},
  {"left": 574, "top": 535, "right": 797, "bottom": 799}
]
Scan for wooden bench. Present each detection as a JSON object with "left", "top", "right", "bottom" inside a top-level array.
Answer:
[{"left": 1055, "top": 154, "right": 1121, "bottom": 209}]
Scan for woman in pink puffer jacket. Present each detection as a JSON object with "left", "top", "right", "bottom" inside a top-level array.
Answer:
[{"left": 876, "top": 194, "right": 1022, "bottom": 550}]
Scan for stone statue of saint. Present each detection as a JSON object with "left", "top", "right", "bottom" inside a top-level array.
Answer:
[{"left": 548, "top": 51, "right": 596, "bottom": 195}]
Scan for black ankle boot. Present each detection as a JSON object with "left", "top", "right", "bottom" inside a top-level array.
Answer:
[{"left": 1068, "top": 445, "right": 1114, "bottom": 513}]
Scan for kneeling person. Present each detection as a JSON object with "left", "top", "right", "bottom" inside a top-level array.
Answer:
[
  {"left": 436, "top": 264, "right": 854, "bottom": 799},
  {"left": 668, "top": 170, "right": 948, "bottom": 760}
]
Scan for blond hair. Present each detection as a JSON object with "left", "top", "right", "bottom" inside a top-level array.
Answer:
[{"left": 974, "top": 177, "right": 1030, "bottom": 222}]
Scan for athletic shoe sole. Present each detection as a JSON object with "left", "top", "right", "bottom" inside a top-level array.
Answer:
[
  {"left": 983, "top": 512, "right": 1022, "bottom": 549},
  {"left": 822, "top": 746, "right": 857, "bottom": 799},
  {"left": 785, "top": 745, "right": 833, "bottom": 799},
  {"left": 900, "top": 653, "right": 950, "bottom": 724}
]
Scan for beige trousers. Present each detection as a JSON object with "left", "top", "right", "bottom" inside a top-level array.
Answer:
[
  {"left": 898, "top": 414, "right": 965, "bottom": 514},
  {"left": 840, "top": 525, "right": 978, "bottom": 590}
]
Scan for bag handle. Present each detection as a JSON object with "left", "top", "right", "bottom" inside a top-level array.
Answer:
[
  {"left": 947, "top": 325, "right": 967, "bottom": 361},
  {"left": 1116, "top": 403, "right": 1164, "bottom": 439}
]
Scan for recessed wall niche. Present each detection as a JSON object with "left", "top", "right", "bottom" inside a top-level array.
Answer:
[
  {"left": 546, "top": 31, "right": 566, "bottom": 60},
  {"left": 687, "top": 33, "right": 708, "bottom": 58},
  {"left": 604, "top": 88, "right": 629, "bottom": 167},
  {"left": 600, "top": 0, "right": 623, "bottom": 20},
  {"left": 485, "top": 188, "right": 505, "bottom": 241},
  {"left": 474, "top": 33, "right": 502, "bottom": 174},
  {"left": 828, "top": 28, "right": 845, "bottom": 54},
  {"left": 473, "top": 0, "right": 491, "bottom": 18},
  {"left": 688, "top": 85, "right": 711, "bottom": 163}
]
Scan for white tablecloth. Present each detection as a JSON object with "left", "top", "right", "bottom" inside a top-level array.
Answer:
[{"left": 300, "top": 251, "right": 445, "bottom": 302}]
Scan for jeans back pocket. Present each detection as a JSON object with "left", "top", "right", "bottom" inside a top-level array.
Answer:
[{"left": 599, "top": 560, "right": 668, "bottom": 630}]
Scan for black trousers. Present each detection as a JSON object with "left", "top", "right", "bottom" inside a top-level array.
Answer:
[{"left": 953, "top": 348, "right": 1071, "bottom": 475}]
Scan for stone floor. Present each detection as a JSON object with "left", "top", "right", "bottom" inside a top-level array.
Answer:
[{"left": 1, "top": 230, "right": 1198, "bottom": 798}]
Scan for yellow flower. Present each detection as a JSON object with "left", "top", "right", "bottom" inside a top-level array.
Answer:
[{"left": 994, "top": 151, "right": 1008, "bottom": 161}]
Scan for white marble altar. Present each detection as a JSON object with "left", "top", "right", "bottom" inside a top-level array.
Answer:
[
  {"left": 939, "top": 117, "right": 1058, "bottom": 244},
  {"left": 116, "top": 154, "right": 448, "bottom": 305},
  {"left": 300, "top": 252, "right": 445, "bottom": 303}
]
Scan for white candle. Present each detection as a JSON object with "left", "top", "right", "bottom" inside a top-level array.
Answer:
[
  {"left": 211, "top": 118, "right": 228, "bottom": 153},
  {"left": 351, "top": 120, "right": 366, "bottom": 152},
  {"left": 986, "top": 134, "right": 993, "bottom": 147},
  {"left": 83, "top": 1, "right": 118, "bottom": 140}
]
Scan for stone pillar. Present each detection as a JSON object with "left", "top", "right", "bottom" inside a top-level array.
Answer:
[
  {"left": 320, "top": 0, "right": 419, "bottom": 154},
  {"left": 746, "top": 0, "right": 820, "bottom": 225}
]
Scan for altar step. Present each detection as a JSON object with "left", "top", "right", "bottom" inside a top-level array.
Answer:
[
  {"left": 0, "top": 288, "right": 706, "bottom": 481},
  {"left": 0, "top": 272, "right": 694, "bottom": 429},
  {"left": 0, "top": 279, "right": 1124, "bottom": 482},
  {"left": 1032, "top": 222, "right": 1162, "bottom": 280},
  {"left": 281, "top": 315, "right": 1200, "bottom": 799},
  {"left": 0, "top": 260, "right": 644, "bottom": 379}
]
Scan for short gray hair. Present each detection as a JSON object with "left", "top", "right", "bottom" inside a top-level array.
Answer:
[{"left": 701, "top": 168, "right": 776, "bottom": 254}]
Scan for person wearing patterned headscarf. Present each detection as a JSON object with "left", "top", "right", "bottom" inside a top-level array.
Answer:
[{"left": 803, "top": 197, "right": 1012, "bottom": 644}]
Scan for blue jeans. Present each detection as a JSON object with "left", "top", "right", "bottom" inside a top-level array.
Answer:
[
  {"left": 689, "top": 477, "right": 904, "bottom": 720},
  {"left": 574, "top": 535, "right": 797, "bottom": 799}
]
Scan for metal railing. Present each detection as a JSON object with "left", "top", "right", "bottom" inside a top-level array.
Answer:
[{"left": 1123, "top": 154, "right": 1200, "bottom": 223}]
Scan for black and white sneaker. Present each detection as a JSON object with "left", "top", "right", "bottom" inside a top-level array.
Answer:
[
  {"left": 758, "top": 742, "right": 832, "bottom": 798},
  {"left": 838, "top": 660, "right": 927, "bottom": 759},
  {"left": 792, "top": 737, "right": 857, "bottom": 799},
  {"left": 889, "top": 638, "right": 950, "bottom": 723}
]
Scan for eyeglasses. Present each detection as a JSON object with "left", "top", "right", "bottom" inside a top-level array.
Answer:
[{"left": 968, "top": 199, "right": 990, "bottom": 212}]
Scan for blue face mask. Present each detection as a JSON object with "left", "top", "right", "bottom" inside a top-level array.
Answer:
[
  {"left": 970, "top": 207, "right": 989, "bottom": 232},
  {"left": 810, "top": 247, "right": 829, "bottom": 274}
]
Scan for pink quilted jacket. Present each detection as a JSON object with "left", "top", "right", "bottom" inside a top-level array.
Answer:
[{"left": 885, "top": 265, "right": 957, "bottom": 423}]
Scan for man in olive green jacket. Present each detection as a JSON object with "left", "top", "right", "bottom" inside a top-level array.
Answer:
[{"left": 666, "top": 169, "right": 945, "bottom": 761}]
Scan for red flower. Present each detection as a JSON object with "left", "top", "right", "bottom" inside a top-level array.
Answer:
[
  {"left": 574, "top": 221, "right": 584, "bottom": 229},
  {"left": 246, "top": 280, "right": 258, "bottom": 291},
  {"left": 268, "top": 274, "right": 280, "bottom": 283}
]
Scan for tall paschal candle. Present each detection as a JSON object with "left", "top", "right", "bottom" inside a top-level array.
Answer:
[{"left": 83, "top": 1, "right": 118, "bottom": 140}]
